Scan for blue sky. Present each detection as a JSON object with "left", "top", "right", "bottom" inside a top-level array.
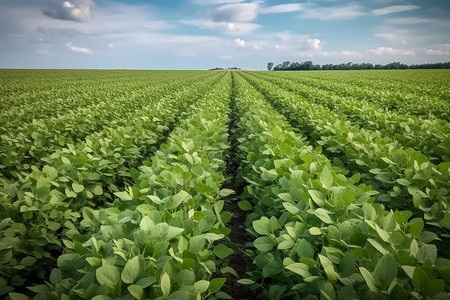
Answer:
[{"left": 0, "top": 0, "right": 449, "bottom": 70}]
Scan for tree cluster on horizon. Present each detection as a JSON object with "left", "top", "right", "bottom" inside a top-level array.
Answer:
[{"left": 267, "top": 61, "right": 450, "bottom": 71}]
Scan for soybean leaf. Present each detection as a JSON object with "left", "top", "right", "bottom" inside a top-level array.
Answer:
[
  {"left": 373, "top": 254, "right": 397, "bottom": 290},
  {"left": 121, "top": 256, "right": 140, "bottom": 284}
]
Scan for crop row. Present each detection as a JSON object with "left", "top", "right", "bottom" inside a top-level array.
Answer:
[
  {"left": 250, "top": 71, "right": 449, "bottom": 163},
  {"left": 0, "top": 70, "right": 204, "bottom": 112},
  {"left": 301, "top": 69, "right": 450, "bottom": 101},
  {"left": 0, "top": 72, "right": 226, "bottom": 295},
  {"left": 274, "top": 70, "right": 449, "bottom": 119},
  {"left": 17, "top": 72, "right": 235, "bottom": 300},
  {"left": 0, "top": 72, "right": 218, "bottom": 178},
  {"left": 240, "top": 71, "right": 450, "bottom": 245},
  {"left": 231, "top": 72, "right": 449, "bottom": 299}
]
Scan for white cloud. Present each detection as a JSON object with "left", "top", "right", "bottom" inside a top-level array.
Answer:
[
  {"left": 372, "top": 5, "right": 420, "bottom": 16},
  {"left": 180, "top": 19, "right": 261, "bottom": 35},
  {"left": 341, "top": 50, "right": 360, "bottom": 56},
  {"left": 425, "top": 44, "right": 450, "bottom": 55},
  {"left": 385, "top": 17, "right": 432, "bottom": 24},
  {"left": 367, "top": 47, "right": 415, "bottom": 55},
  {"left": 108, "top": 43, "right": 114, "bottom": 49},
  {"left": 43, "top": 0, "right": 94, "bottom": 22},
  {"left": 66, "top": 42, "right": 92, "bottom": 54},
  {"left": 307, "top": 38, "right": 321, "bottom": 51},
  {"left": 217, "top": 55, "right": 232, "bottom": 59},
  {"left": 233, "top": 38, "right": 245, "bottom": 47},
  {"left": 294, "top": 38, "right": 333, "bottom": 57},
  {"left": 299, "top": 3, "right": 366, "bottom": 20},
  {"left": 252, "top": 44, "right": 262, "bottom": 50},
  {"left": 210, "top": 3, "right": 258, "bottom": 22},
  {"left": 375, "top": 33, "right": 407, "bottom": 45},
  {"left": 260, "top": 4, "right": 303, "bottom": 14}
]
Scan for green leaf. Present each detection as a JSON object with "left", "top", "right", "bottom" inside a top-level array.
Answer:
[
  {"left": 96, "top": 264, "right": 120, "bottom": 288},
  {"left": 121, "top": 256, "right": 140, "bottom": 284},
  {"left": 215, "top": 291, "right": 233, "bottom": 299},
  {"left": 283, "top": 202, "right": 300, "bottom": 215},
  {"left": 114, "top": 191, "right": 132, "bottom": 201},
  {"left": 140, "top": 216, "right": 155, "bottom": 233},
  {"left": 285, "top": 263, "right": 311, "bottom": 278},
  {"left": 308, "top": 190, "right": 326, "bottom": 207},
  {"left": 367, "top": 238, "right": 389, "bottom": 255},
  {"left": 424, "top": 279, "right": 445, "bottom": 297},
  {"left": 72, "top": 182, "right": 84, "bottom": 193},
  {"left": 8, "top": 293, "right": 28, "bottom": 300},
  {"left": 297, "top": 239, "right": 313, "bottom": 259},
  {"left": 194, "top": 280, "right": 210, "bottom": 293},
  {"left": 339, "top": 252, "right": 355, "bottom": 277},
  {"left": 320, "top": 167, "right": 333, "bottom": 188},
  {"left": 128, "top": 285, "right": 143, "bottom": 300},
  {"left": 166, "top": 226, "right": 185, "bottom": 239},
  {"left": 213, "top": 244, "right": 234, "bottom": 259},
  {"left": 20, "top": 256, "right": 37, "bottom": 266},
  {"left": 219, "top": 189, "right": 235, "bottom": 197},
  {"left": 253, "top": 217, "right": 269, "bottom": 235},
  {"left": 237, "top": 279, "right": 255, "bottom": 285},
  {"left": 189, "top": 235, "right": 206, "bottom": 253},
  {"left": 314, "top": 208, "right": 333, "bottom": 224},
  {"left": 309, "top": 227, "right": 322, "bottom": 235},
  {"left": 161, "top": 273, "right": 171, "bottom": 297},
  {"left": 359, "top": 267, "right": 377, "bottom": 292},
  {"left": 209, "top": 278, "right": 226, "bottom": 293},
  {"left": 0, "top": 218, "right": 11, "bottom": 230},
  {"left": 27, "top": 285, "right": 49, "bottom": 293},
  {"left": 417, "top": 245, "right": 437, "bottom": 264},
  {"left": 254, "top": 236, "right": 274, "bottom": 252},
  {"left": 373, "top": 254, "right": 397, "bottom": 290},
  {"left": 396, "top": 178, "right": 410, "bottom": 186},
  {"left": 50, "top": 268, "right": 62, "bottom": 285},
  {"left": 136, "top": 277, "right": 156, "bottom": 288},
  {"left": 412, "top": 267, "right": 428, "bottom": 290},
  {"left": 237, "top": 200, "right": 252, "bottom": 211}
]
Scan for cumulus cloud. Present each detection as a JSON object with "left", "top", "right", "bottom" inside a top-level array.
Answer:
[
  {"left": 108, "top": 43, "right": 114, "bottom": 49},
  {"left": 43, "top": 0, "right": 94, "bottom": 22},
  {"left": 374, "top": 33, "right": 407, "bottom": 45},
  {"left": 425, "top": 44, "right": 450, "bottom": 55},
  {"left": 233, "top": 38, "right": 245, "bottom": 47},
  {"left": 210, "top": 3, "right": 258, "bottom": 22},
  {"left": 217, "top": 55, "right": 232, "bottom": 59},
  {"left": 180, "top": 19, "right": 260, "bottom": 35},
  {"left": 66, "top": 42, "right": 92, "bottom": 54},
  {"left": 260, "top": 4, "right": 303, "bottom": 14},
  {"left": 294, "top": 38, "right": 333, "bottom": 57},
  {"left": 367, "top": 47, "right": 415, "bottom": 55},
  {"left": 306, "top": 38, "right": 321, "bottom": 51},
  {"left": 372, "top": 5, "right": 419, "bottom": 16}
]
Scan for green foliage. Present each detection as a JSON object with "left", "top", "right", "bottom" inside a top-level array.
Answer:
[{"left": 231, "top": 72, "right": 449, "bottom": 299}]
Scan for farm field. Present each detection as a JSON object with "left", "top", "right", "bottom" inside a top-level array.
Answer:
[{"left": 0, "top": 69, "right": 449, "bottom": 299}]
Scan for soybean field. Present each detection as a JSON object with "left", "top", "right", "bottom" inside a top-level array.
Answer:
[{"left": 0, "top": 69, "right": 449, "bottom": 300}]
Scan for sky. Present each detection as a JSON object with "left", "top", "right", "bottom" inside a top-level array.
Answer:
[{"left": 0, "top": 0, "right": 449, "bottom": 70}]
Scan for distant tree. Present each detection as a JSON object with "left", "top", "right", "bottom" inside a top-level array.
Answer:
[
  {"left": 269, "top": 60, "right": 450, "bottom": 71},
  {"left": 267, "top": 62, "right": 274, "bottom": 71}
]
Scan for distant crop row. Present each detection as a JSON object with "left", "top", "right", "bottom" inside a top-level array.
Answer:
[{"left": 0, "top": 69, "right": 448, "bottom": 299}]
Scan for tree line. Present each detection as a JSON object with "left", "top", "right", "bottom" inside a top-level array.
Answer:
[{"left": 267, "top": 61, "right": 450, "bottom": 71}]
